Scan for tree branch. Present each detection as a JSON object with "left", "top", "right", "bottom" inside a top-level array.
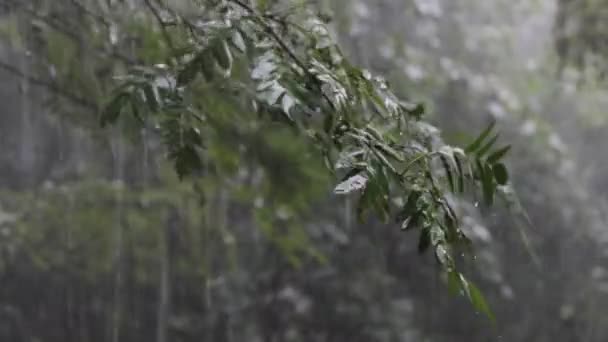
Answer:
[
  {"left": 0, "top": 59, "right": 97, "bottom": 110},
  {"left": 227, "top": 0, "right": 336, "bottom": 109},
  {"left": 229, "top": 0, "right": 308, "bottom": 73},
  {"left": 143, "top": 0, "right": 177, "bottom": 53},
  {"left": 4, "top": 0, "right": 135, "bottom": 65}
]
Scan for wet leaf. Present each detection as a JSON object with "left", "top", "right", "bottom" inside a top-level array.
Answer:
[
  {"left": 477, "top": 134, "right": 499, "bottom": 157},
  {"left": 173, "top": 146, "right": 202, "bottom": 179},
  {"left": 231, "top": 30, "right": 246, "bottom": 53},
  {"left": 185, "top": 127, "right": 203, "bottom": 147},
  {"left": 334, "top": 174, "right": 368, "bottom": 194},
  {"left": 418, "top": 227, "right": 431, "bottom": 253},
  {"left": 401, "top": 101, "right": 425, "bottom": 119},
  {"left": 130, "top": 98, "right": 144, "bottom": 123},
  {"left": 447, "top": 270, "right": 461, "bottom": 296},
  {"left": 434, "top": 243, "right": 452, "bottom": 267},
  {"left": 468, "top": 282, "right": 496, "bottom": 323},
  {"left": 142, "top": 84, "right": 159, "bottom": 111},
  {"left": 281, "top": 93, "right": 296, "bottom": 120},
  {"left": 100, "top": 92, "right": 129, "bottom": 127},
  {"left": 177, "top": 55, "right": 201, "bottom": 86},
  {"left": 401, "top": 216, "right": 413, "bottom": 230},
  {"left": 440, "top": 155, "right": 455, "bottom": 193},
  {"left": 201, "top": 52, "right": 215, "bottom": 81},
  {"left": 454, "top": 154, "right": 465, "bottom": 192},
  {"left": 466, "top": 122, "right": 495, "bottom": 153},
  {"left": 493, "top": 163, "right": 509, "bottom": 185},
  {"left": 482, "top": 163, "right": 496, "bottom": 205},
  {"left": 487, "top": 145, "right": 511, "bottom": 164},
  {"left": 376, "top": 142, "right": 404, "bottom": 162},
  {"left": 213, "top": 41, "right": 232, "bottom": 70}
]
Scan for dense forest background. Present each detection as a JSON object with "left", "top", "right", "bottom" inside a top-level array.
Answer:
[{"left": 1, "top": 0, "right": 608, "bottom": 341}]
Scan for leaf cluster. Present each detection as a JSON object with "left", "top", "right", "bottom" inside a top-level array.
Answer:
[{"left": 100, "top": 0, "right": 512, "bottom": 319}]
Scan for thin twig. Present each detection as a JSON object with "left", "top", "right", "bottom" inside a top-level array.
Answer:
[
  {"left": 400, "top": 152, "right": 433, "bottom": 176},
  {"left": 4, "top": 0, "right": 135, "bottom": 65},
  {"left": 143, "top": 0, "right": 177, "bottom": 53},
  {"left": 0, "top": 59, "right": 97, "bottom": 110},
  {"left": 227, "top": 0, "right": 336, "bottom": 109},
  {"left": 229, "top": 0, "right": 307, "bottom": 72}
]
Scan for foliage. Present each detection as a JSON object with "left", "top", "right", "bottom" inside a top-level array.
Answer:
[
  {"left": 5, "top": 0, "right": 608, "bottom": 340},
  {"left": 7, "top": 0, "right": 608, "bottom": 341},
  {"left": 99, "top": 0, "right": 512, "bottom": 317}
]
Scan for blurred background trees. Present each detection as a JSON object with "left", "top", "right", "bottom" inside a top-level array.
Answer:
[{"left": 1, "top": 0, "right": 608, "bottom": 341}]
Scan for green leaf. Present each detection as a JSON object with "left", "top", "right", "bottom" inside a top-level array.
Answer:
[
  {"left": 458, "top": 273, "right": 471, "bottom": 298},
  {"left": 465, "top": 122, "right": 495, "bottom": 153},
  {"left": 356, "top": 172, "right": 385, "bottom": 222},
  {"left": 401, "top": 216, "right": 414, "bottom": 230},
  {"left": 322, "top": 150, "right": 333, "bottom": 172},
  {"left": 212, "top": 41, "right": 232, "bottom": 70},
  {"left": 454, "top": 154, "right": 465, "bottom": 193},
  {"left": 372, "top": 148, "right": 398, "bottom": 175},
  {"left": 230, "top": 30, "right": 246, "bottom": 53},
  {"left": 376, "top": 142, "right": 404, "bottom": 162},
  {"left": 374, "top": 194, "right": 390, "bottom": 223},
  {"left": 434, "top": 244, "right": 453, "bottom": 268},
  {"left": 418, "top": 227, "right": 431, "bottom": 253},
  {"left": 447, "top": 270, "right": 461, "bottom": 296},
  {"left": 184, "top": 127, "right": 203, "bottom": 147},
  {"left": 401, "top": 101, "right": 425, "bottom": 119},
  {"left": 468, "top": 282, "right": 496, "bottom": 323},
  {"left": 442, "top": 204, "right": 460, "bottom": 242},
  {"left": 492, "top": 163, "right": 509, "bottom": 185},
  {"left": 430, "top": 225, "right": 447, "bottom": 246},
  {"left": 142, "top": 84, "right": 159, "bottom": 111},
  {"left": 130, "top": 97, "right": 144, "bottom": 123},
  {"left": 481, "top": 163, "right": 496, "bottom": 205},
  {"left": 334, "top": 174, "right": 368, "bottom": 194},
  {"left": 487, "top": 145, "right": 511, "bottom": 164},
  {"left": 476, "top": 134, "right": 499, "bottom": 157},
  {"left": 173, "top": 146, "right": 202, "bottom": 179},
  {"left": 440, "top": 155, "right": 456, "bottom": 193},
  {"left": 365, "top": 164, "right": 390, "bottom": 222},
  {"left": 280, "top": 93, "right": 296, "bottom": 120},
  {"left": 364, "top": 126, "right": 383, "bottom": 140},
  {"left": 451, "top": 273, "right": 495, "bottom": 321},
  {"left": 177, "top": 55, "right": 201, "bottom": 86},
  {"left": 398, "top": 190, "right": 422, "bottom": 230},
  {"left": 323, "top": 114, "right": 335, "bottom": 134},
  {"left": 100, "top": 92, "right": 129, "bottom": 127},
  {"left": 373, "top": 163, "right": 390, "bottom": 195},
  {"left": 201, "top": 52, "right": 215, "bottom": 81}
]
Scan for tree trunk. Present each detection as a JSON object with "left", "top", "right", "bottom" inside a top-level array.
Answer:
[
  {"left": 157, "top": 208, "right": 178, "bottom": 342},
  {"left": 110, "top": 132, "right": 125, "bottom": 342}
]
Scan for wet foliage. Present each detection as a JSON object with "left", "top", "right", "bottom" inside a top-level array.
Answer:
[{"left": 1, "top": 0, "right": 608, "bottom": 341}]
